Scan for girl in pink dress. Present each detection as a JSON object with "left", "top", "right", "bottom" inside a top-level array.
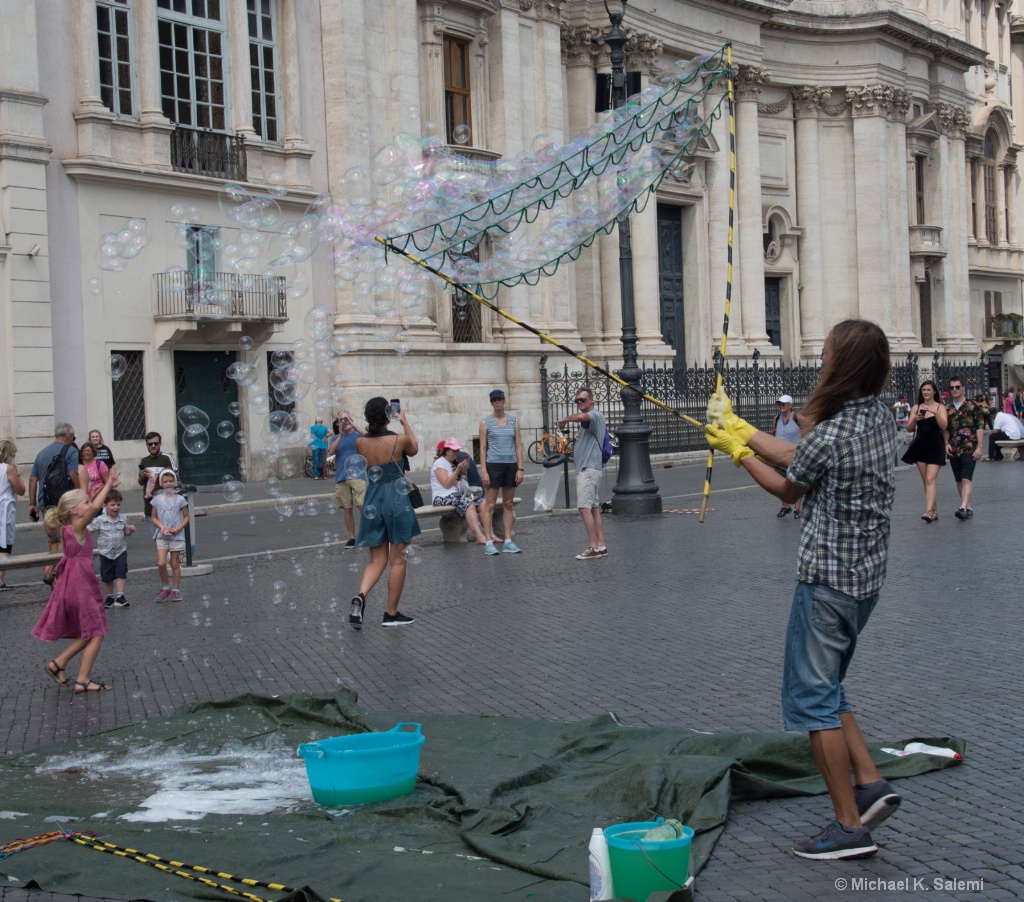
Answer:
[
  {"left": 78, "top": 442, "right": 109, "bottom": 500},
  {"left": 32, "top": 464, "right": 120, "bottom": 693}
]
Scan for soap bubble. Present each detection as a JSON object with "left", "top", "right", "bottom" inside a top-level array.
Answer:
[
  {"left": 274, "top": 493, "right": 296, "bottom": 517},
  {"left": 348, "top": 561, "right": 361, "bottom": 573},
  {"left": 453, "top": 124, "right": 471, "bottom": 145},
  {"left": 403, "top": 544, "right": 424, "bottom": 564},
  {"left": 267, "top": 170, "right": 288, "bottom": 197},
  {"left": 182, "top": 424, "right": 210, "bottom": 454},
  {"left": 239, "top": 335, "right": 253, "bottom": 350},
  {"left": 216, "top": 420, "right": 235, "bottom": 439},
  {"left": 270, "top": 349, "right": 292, "bottom": 368},
  {"left": 272, "top": 580, "right": 287, "bottom": 595},
  {"left": 235, "top": 430, "right": 248, "bottom": 445},
  {"left": 232, "top": 633, "right": 243, "bottom": 644},
  {"left": 395, "top": 477, "right": 414, "bottom": 497},
  {"left": 304, "top": 498, "right": 321, "bottom": 517},
  {"left": 266, "top": 476, "right": 281, "bottom": 496},
  {"left": 222, "top": 480, "right": 244, "bottom": 503},
  {"left": 87, "top": 277, "right": 103, "bottom": 296},
  {"left": 367, "top": 465, "right": 383, "bottom": 484},
  {"left": 343, "top": 454, "right": 366, "bottom": 480},
  {"left": 177, "top": 404, "right": 210, "bottom": 429},
  {"left": 228, "top": 401, "right": 241, "bottom": 416},
  {"left": 222, "top": 530, "right": 230, "bottom": 542},
  {"left": 106, "top": 353, "right": 127, "bottom": 382},
  {"left": 363, "top": 504, "right": 378, "bottom": 520}
]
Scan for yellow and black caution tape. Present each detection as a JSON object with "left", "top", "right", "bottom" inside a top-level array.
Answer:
[
  {"left": 375, "top": 237, "right": 705, "bottom": 432},
  {"left": 73, "top": 835, "right": 342, "bottom": 902},
  {"left": 698, "top": 44, "right": 737, "bottom": 524}
]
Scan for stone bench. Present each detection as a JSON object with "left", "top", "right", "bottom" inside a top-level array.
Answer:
[
  {"left": 995, "top": 440, "right": 1024, "bottom": 460},
  {"left": 413, "top": 497, "right": 520, "bottom": 543},
  {"left": 0, "top": 551, "right": 78, "bottom": 571}
]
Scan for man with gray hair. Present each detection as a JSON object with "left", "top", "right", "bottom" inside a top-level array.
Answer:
[{"left": 28, "top": 423, "right": 81, "bottom": 587}]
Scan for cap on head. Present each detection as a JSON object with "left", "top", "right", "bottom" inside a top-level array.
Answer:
[
  {"left": 777, "top": 394, "right": 794, "bottom": 405},
  {"left": 489, "top": 389, "right": 505, "bottom": 402},
  {"left": 443, "top": 437, "right": 461, "bottom": 451}
]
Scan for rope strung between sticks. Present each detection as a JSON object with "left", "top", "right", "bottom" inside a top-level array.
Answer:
[
  {"left": 699, "top": 46, "right": 737, "bottom": 524},
  {"left": 72, "top": 835, "right": 343, "bottom": 902},
  {"left": 375, "top": 237, "right": 705, "bottom": 432}
]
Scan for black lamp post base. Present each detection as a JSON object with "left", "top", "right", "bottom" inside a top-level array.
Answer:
[{"left": 611, "top": 491, "right": 663, "bottom": 516}]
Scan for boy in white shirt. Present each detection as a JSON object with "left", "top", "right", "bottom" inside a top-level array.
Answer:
[{"left": 88, "top": 488, "right": 136, "bottom": 608}]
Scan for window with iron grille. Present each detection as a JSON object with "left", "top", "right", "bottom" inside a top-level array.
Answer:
[
  {"left": 97, "top": 0, "right": 134, "bottom": 117},
  {"left": 248, "top": 0, "right": 279, "bottom": 143},
  {"left": 157, "top": 0, "right": 226, "bottom": 131},
  {"left": 443, "top": 36, "right": 472, "bottom": 146},
  {"left": 111, "top": 350, "right": 146, "bottom": 441},
  {"left": 267, "top": 351, "right": 296, "bottom": 426},
  {"left": 452, "top": 288, "right": 482, "bottom": 342}
]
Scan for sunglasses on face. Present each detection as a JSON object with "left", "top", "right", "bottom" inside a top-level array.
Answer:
[{"left": 575, "top": 398, "right": 588, "bottom": 404}]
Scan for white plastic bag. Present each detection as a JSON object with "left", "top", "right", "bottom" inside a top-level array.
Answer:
[{"left": 534, "top": 463, "right": 561, "bottom": 511}]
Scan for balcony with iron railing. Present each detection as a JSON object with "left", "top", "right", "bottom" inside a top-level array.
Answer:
[
  {"left": 154, "top": 271, "right": 287, "bottom": 321},
  {"left": 985, "top": 312, "right": 1023, "bottom": 342},
  {"left": 170, "top": 125, "right": 247, "bottom": 181}
]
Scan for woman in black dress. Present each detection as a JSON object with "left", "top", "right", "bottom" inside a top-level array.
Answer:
[{"left": 901, "top": 380, "right": 948, "bottom": 522}]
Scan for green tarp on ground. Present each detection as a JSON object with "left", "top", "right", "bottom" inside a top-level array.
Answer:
[{"left": 0, "top": 690, "right": 963, "bottom": 902}]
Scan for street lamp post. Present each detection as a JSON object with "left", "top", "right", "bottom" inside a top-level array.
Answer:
[{"left": 605, "top": 0, "right": 662, "bottom": 515}]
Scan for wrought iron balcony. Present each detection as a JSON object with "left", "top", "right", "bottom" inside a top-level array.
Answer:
[
  {"left": 170, "top": 125, "right": 247, "bottom": 181},
  {"left": 154, "top": 271, "right": 287, "bottom": 321},
  {"left": 985, "top": 313, "right": 1023, "bottom": 341}
]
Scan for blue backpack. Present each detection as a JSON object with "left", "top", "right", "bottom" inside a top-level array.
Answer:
[{"left": 601, "top": 426, "right": 614, "bottom": 464}]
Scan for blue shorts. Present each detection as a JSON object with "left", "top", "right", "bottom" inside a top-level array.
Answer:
[
  {"left": 782, "top": 582, "right": 879, "bottom": 732},
  {"left": 99, "top": 551, "right": 128, "bottom": 583},
  {"left": 948, "top": 453, "right": 976, "bottom": 483}
]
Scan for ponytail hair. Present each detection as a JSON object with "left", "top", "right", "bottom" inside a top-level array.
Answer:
[
  {"left": 364, "top": 397, "right": 390, "bottom": 436},
  {"left": 43, "top": 489, "right": 87, "bottom": 533}
]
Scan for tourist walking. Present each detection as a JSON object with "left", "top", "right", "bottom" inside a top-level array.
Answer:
[
  {"left": 943, "top": 377, "right": 986, "bottom": 520},
  {"left": 557, "top": 388, "right": 609, "bottom": 560},
  {"left": 900, "top": 380, "right": 947, "bottom": 522}
]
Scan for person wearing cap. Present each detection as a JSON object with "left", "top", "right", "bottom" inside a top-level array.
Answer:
[
  {"left": 772, "top": 395, "right": 803, "bottom": 519},
  {"left": 479, "top": 389, "right": 523, "bottom": 555},
  {"left": 430, "top": 438, "right": 487, "bottom": 544}
]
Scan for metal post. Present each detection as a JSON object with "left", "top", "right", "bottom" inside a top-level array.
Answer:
[
  {"left": 605, "top": 0, "right": 662, "bottom": 515},
  {"left": 181, "top": 483, "right": 197, "bottom": 567}
]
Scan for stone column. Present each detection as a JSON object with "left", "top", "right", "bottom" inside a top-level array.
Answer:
[
  {"left": 75, "top": 0, "right": 106, "bottom": 110},
  {"left": 974, "top": 154, "right": 988, "bottom": 243},
  {"left": 889, "top": 89, "right": 914, "bottom": 342},
  {"left": 734, "top": 65, "right": 771, "bottom": 350},
  {"left": 419, "top": 4, "right": 446, "bottom": 140},
  {"left": 997, "top": 162, "right": 1009, "bottom": 245},
  {"left": 134, "top": 0, "right": 173, "bottom": 167},
  {"left": 226, "top": 1, "right": 256, "bottom": 140},
  {"left": 1005, "top": 153, "right": 1019, "bottom": 246},
  {"left": 792, "top": 86, "right": 829, "bottom": 357}
]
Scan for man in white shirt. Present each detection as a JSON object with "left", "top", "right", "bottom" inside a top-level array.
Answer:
[{"left": 987, "top": 410, "right": 1024, "bottom": 460}]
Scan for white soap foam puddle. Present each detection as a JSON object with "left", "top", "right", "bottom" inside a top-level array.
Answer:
[
  {"left": 35, "top": 740, "right": 309, "bottom": 823},
  {"left": 0, "top": 811, "right": 28, "bottom": 820}
]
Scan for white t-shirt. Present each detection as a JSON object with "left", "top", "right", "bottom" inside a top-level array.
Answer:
[
  {"left": 151, "top": 490, "right": 188, "bottom": 532},
  {"left": 992, "top": 412, "right": 1024, "bottom": 440},
  {"left": 430, "top": 458, "right": 459, "bottom": 501}
]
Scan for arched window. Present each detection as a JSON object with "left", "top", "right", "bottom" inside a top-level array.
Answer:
[{"left": 983, "top": 131, "right": 998, "bottom": 243}]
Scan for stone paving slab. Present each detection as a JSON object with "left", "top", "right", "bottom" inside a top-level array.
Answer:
[{"left": 0, "top": 459, "right": 1020, "bottom": 902}]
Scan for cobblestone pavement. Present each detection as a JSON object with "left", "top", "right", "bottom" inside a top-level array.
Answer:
[{"left": 1, "top": 459, "right": 1020, "bottom": 902}]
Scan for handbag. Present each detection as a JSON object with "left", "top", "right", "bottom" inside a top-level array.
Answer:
[{"left": 407, "top": 483, "right": 424, "bottom": 508}]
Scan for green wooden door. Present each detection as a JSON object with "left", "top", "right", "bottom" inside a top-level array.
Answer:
[{"left": 173, "top": 350, "right": 240, "bottom": 485}]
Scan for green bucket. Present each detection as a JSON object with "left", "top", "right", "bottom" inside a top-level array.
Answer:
[{"left": 603, "top": 819, "right": 693, "bottom": 901}]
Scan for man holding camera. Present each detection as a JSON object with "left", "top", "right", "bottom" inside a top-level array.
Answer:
[{"left": 329, "top": 412, "right": 365, "bottom": 548}]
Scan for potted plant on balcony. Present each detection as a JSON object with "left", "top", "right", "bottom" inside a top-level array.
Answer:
[{"left": 986, "top": 312, "right": 1023, "bottom": 339}]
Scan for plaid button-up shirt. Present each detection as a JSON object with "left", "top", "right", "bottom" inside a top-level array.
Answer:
[{"left": 787, "top": 396, "right": 897, "bottom": 600}]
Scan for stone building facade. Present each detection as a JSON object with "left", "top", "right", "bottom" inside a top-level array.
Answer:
[{"left": 1, "top": 0, "right": 1021, "bottom": 481}]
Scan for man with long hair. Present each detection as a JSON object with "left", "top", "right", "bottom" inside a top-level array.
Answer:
[{"left": 706, "top": 320, "right": 900, "bottom": 861}]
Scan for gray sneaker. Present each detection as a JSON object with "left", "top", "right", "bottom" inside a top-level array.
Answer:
[
  {"left": 793, "top": 821, "right": 877, "bottom": 861},
  {"left": 855, "top": 779, "right": 901, "bottom": 829}
]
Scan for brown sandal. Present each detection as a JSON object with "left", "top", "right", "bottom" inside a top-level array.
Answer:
[
  {"left": 45, "top": 660, "right": 69, "bottom": 688},
  {"left": 73, "top": 680, "right": 112, "bottom": 693}
]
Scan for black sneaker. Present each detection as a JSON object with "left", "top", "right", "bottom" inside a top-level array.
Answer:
[
  {"left": 104, "top": 595, "right": 115, "bottom": 608},
  {"left": 382, "top": 611, "right": 415, "bottom": 627},
  {"left": 792, "top": 821, "right": 877, "bottom": 860},
  {"left": 349, "top": 593, "right": 365, "bottom": 630},
  {"left": 344, "top": 538, "right": 356, "bottom": 548},
  {"left": 111, "top": 595, "right": 130, "bottom": 608},
  {"left": 793, "top": 509, "right": 801, "bottom": 520},
  {"left": 954, "top": 508, "right": 967, "bottom": 520},
  {"left": 855, "top": 779, "right": 901, "bottom": 829},
  {"left": 776, "top": 507, "right": 792, "bottom": 518},
  {"left": 964, "top": 508, "right": 974, "bottom": 519}
]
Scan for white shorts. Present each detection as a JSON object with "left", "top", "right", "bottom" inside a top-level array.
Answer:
[
  {"left": 576, "top": 467, "right": 602, "bottom": 510},
  {"left": 155, "top": 536, "right": 186, "bottom": 553}
]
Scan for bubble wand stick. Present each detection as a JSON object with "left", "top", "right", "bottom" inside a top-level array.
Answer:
[
  {"left": 698, "top": 45, "right": 737, "bottom": 524},
  {"left": 375, "top": 237, "right": 705, "bottom": 430}
]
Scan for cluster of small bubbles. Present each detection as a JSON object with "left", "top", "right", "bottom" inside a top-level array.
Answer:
[
  {"left": 106, "top": 353, "right": 127, "bottom": 382},
  {"left": 95, "top": 217, "right": 151, "bottom": 273}
]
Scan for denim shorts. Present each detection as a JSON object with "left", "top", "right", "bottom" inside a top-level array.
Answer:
[{"left": 782, "top": 582, "right": 879, "bottom": 732}]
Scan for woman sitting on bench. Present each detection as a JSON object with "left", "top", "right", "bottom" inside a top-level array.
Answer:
[{"left": 430, "top": 438, "right": 487, "bottom": 545}]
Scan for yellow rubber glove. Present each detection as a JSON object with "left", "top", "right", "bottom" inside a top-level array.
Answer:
[
  {"left": 706, "top": 388, "right": 757, "bottom": 444},
  {"left": 706, "top": 424, "right": 754, "bottom": 467}
]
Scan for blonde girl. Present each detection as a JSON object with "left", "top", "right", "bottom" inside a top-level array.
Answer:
[
  {"left": 0, "top": 439, "right": 27, "bottom": 591},
  {"left": 31, "top": 465, "right": 120, "bottom": 692}
]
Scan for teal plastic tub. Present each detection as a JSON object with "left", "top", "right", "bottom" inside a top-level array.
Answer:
[
  {"left": 297, "top": 723, "right": 424, "bottom": 805},
  {"left": 604, "top": 819, "right": 694, "bottom": 901}
]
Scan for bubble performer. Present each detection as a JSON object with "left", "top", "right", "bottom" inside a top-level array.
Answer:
[
  {"left": 348, "top": 397, "right": 420, "bottom": 629},
  {"left": 32, "top": 466, "right": 121, "bottom": 693},
  {"left": 705, "top": 320, "right": 901, "bottom": 860}
]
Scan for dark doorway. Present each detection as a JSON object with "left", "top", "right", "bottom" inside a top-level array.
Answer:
[
  {"left": 173, "top": 350, "right": 240, "bottom": 485},
  {"left": 764, "top": 277, "right": 782, "bottom": 347},
  {"left": 657, "top": 204, "right": 685, "bottom": 360},
  {"left": 919, "top": 276, "right": 933, "bottom": 348}
]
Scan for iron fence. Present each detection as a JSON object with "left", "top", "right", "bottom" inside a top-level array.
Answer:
[
  {"left": 540, "top": 351, "right": 988, "bottom": 454},
  {"left": 170, "top": 125, "right": 247, "bottom": 181},
  {"left": 154, "top": 271, "right": 287, "bottom": 320}
]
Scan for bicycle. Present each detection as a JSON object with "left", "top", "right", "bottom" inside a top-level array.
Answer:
[
  {"left": 304, "top": 452, "right": 336, "bottom": 479},
  {"left": 527, "top": 428, "right": 574, "bottom": 464}
]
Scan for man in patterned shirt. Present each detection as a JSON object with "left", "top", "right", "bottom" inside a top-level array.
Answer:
[
  {"left": 706, "top": 320, "right": 900, "bottom": 861},
  {"left": 942, "top": 376, "right": 985, "bottom": 520}
]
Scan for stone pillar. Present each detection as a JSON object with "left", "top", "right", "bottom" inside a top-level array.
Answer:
[
  {"left": 974, "top": 154, "right": 988, "bottom": 243},
  {"left": 419, "top": 4, "right": 446, "bottom": 139},
  {"left": 734, "top": 65, "right": 770, "bottom": 350},
  {"left": 227, "top": 1, "right": 256, "bottom": 141},
  {"left": 75, "top": 0, "right": 106, "bottom": 110},
  {"left": 792, "top": 86, "right": 829, "bottom": 357},
  {"left": 889, "top": 89, "right": 915, "bottom": 342},
  {"left": 997, "top": 162, "right": 1009, "bottom": 245},
  {"left": 1006, "top": 153, "right": 1019, "bottom": 246},
  {"left": 134, "top": 0, "right": 173, "bottom": 167}
]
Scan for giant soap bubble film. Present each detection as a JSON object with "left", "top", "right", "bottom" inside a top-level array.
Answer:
[{"left": 92, "top": 48, "right": 729, "bottom": 489}]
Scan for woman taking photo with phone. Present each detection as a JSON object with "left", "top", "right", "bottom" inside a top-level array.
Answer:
[
  {"left": 349, "top": 397, "right": 420, "bottom": 629},
  {"left": 901, "top": 380, "right": 948, "bottom": 522}
]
